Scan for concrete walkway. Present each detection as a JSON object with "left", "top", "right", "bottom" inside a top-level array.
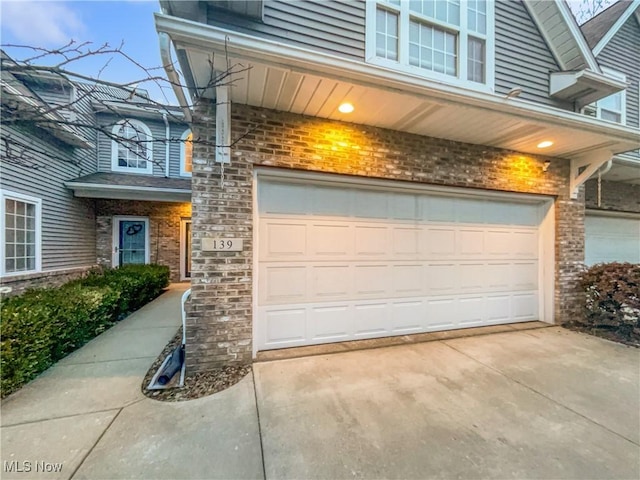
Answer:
[
  {"left": 2, "top": 290, "right": 638, "bottom": 479},
  {"left": 0, "top": 284, "right": 263, "bottom": 480}
]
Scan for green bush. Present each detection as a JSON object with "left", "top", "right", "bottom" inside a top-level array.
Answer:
[
  {"left": 579, "top": 262, "right": 640, "bottom": 337},
  {"left": 1, "top": 264, "right": 170, "bottom": 397}
]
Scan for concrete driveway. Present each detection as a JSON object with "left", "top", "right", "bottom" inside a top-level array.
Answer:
[
  {"left": 253, "top": 327, "right": 640, "bottom": 480},
  {"left": 2, "top": 299, "right": 638, "bottom": 480}
]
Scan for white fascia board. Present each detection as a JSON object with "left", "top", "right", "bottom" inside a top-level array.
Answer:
[
  {"left": 66, "top": 181, "right": 191, "bottom": 198},
  {"left": 549, "top": 70, "right": 627, "bottom": 106},
  {"left": 155, "top": 13, "right": 640, "bottom": 146},
  {"left": 593, "top": 0, "right": 640, "bottom": 56},
  {"left": 555, "top": 0, "right": 602, "bottom": 72}
]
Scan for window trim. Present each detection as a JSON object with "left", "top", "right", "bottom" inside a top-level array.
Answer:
[
  {"left": 180, "top": 129, "right": 193, "bottom": 177},
  {"left": 365, "top": 0, "right": 495, "bottom": 92},
  {"left": 111, "top": 119, "right": 154, "bottom": 174},
  {"left": 582, "top": 67, "right": 627, "bottom": 125},
  {"left": 0, "top": 190, "right": 42, "bottom": 277}
]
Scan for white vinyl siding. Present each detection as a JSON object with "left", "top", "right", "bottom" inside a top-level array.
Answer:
[
  {"left": 366, "top": 0, "right": 494, "bottom": 90},
  {"left": 256, "top": 177, "right": 548, "bottom": 351},
  {"left": 1, "top": 190, "right": 42, "bottom": 276}
]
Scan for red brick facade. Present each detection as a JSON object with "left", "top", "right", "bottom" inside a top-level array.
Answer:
[{"left": 187, "top": 101, "right": 586, "bottom": 372}]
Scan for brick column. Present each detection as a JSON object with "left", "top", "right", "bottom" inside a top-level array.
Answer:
[{"left": 187, "top": 100, "right": 253, "bottom": 371}]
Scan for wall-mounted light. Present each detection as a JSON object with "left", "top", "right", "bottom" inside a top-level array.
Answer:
[
  {"left": 537, "top": 140, "right": 553, "bottom": 149},
  {"left": 338, "top": 102, "right": 354, "bottom": 114},
  {"left": 543, "top": 160, "right": 551, "bottom": 172}
]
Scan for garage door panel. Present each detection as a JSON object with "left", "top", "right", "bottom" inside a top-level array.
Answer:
[
  {"left": 391, "top": 301, "right": 423, "bottom": 332},
  {"left": 262, "top": 222, "right": 307, "bottom": 259},
  {"left": 513, "top": 293, "right": 538, "bottom": 320},
  {"left": 355, "top": 225, "right": 389, "bottom": 256},
  {"left": 313, "top": 265, "right": 351, "bottom": 299},
  {"left": 392, "top": 264, "right": 424, "bottom": 295},
  {"left": 310, "top": 305, "right": 351, "bottom": 341},
  {"left": 512, "top": 263, "right": 538, "bottom": 290},
  {"left": 257, "top": 178, "right": 544, "bottom": 351},
  {"left": 354, "top": 265, "right": 389, "bottom": 295},
  {"left": 312, "top": 186, "right": 352, "bottom": 216},
  {"left": 458, "top": 296, "right": 485, "bottom": 326},
  {"left": 260, "top": 266, "right": 307, "bottom": 304},
  {"left": 309, "top": 224, "right": 352, "bottom": 257},
  {"left": 262, "top": 308, "right": 307, "bottom": 347},
  {"left": 486, "top": 295, "right": 511, "bottom": 323},
  {"left": 259, "top": 182, "right": 310, "bottom": 215},
  {"left": 459, "top": 229, "right": 484, "bottom": 255},
  {"left": 426, "top": 228, "right": 457, "bottom": 256},
  {"left": 393, "top": 227, "right": 421, "bottom": 255},
  {"left": 513, "top": 231, "right": 538, "bottom": 257},
  {"left": 427, "top": 263, "right": 457, "bottom": 294},
  {"left": 354, "top": 303, "right": 389, "bottom": 336}
]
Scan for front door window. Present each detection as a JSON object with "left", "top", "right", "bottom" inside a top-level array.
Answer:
[{"left": 116, "top": 219, "right": 148, "bottom": 266}]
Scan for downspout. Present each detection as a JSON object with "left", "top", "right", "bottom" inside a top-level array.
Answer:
[
  {"left": 158, "top": 31, "right": 192, "bottom": 124},
  {"left": 162, "top": 113, "right": 170, "bottom": 177},
  {"left": 596, "top": 159, "right": 613, "bottom": 208}
]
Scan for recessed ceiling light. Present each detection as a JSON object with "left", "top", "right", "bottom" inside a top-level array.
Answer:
[
  {"left": 338, "top": 102, "right": 354, "bottom": 114},
  {"left": 537, "top": 140, "right": 553, "bottom": 149}
]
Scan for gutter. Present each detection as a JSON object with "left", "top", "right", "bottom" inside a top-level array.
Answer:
[{"left": 158, "top": 31, "right": 192, "bottom": 124}]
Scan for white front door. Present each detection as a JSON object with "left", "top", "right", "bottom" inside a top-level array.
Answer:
[
  {"left": 112, "top": 216, "right": 150, "bottom": 267},
  {"left": 255, "top": 174, "right": 553, "bottom": 352}
]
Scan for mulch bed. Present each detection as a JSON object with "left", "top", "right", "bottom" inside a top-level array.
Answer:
[
  {"left": 141, "top": 328, "right": 251, "bottom": 402},
  {"left": 563, "top": 323, "right": 640, "bottom": 348}
]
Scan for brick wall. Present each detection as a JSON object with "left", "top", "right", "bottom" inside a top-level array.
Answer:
[
  {"left": 0, "top": 266, "right": 95, "bottom": 297},
  {"left": 95, "top": 200, "right": 192, "bottom": 282},
  {"left": 189, "top": 101, "right": 584, "bottom": 371},
  {"left": 585, "top": 178, "right": 640, "bottom": 214}
]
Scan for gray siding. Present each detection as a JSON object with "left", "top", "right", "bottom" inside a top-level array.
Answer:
[
  {"left": 207, "top": 0, "right": 365, "bottom": 60},
  {"left": 494, "top": 0, "right": 572, "bottom": 110},
  {"left": 597, "top": 16, "right": 640, "bottom": 129},
  {"left": 1, "top": 125, "right": 97, "bottom": 272},
  {"left": 96, "top": 113, "right": 188, "bottom": 178}
]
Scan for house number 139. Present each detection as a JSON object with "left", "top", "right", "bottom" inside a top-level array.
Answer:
[{"left": 202, "top": 237, "right": 243, "bottom": 252}]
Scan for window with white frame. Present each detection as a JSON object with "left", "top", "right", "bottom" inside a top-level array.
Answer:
[
  {"left": 111, "top": 119, "right": 153, "bottom": 174},
  {"left": 180, "top": 129, "right": 193, "bottom": 176},
  {"left": 367, "top": 0, "right": 494, "bottom": 88},
  {"left": 1, "top": 191, "right": 41, "bottom": 276},
  {"left": 582, "top": 68, "right": 626, "bottom": 124}
]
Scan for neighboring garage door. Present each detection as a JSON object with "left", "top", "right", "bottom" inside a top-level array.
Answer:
[
  {"left": 585, "top": 214, "right": 640, "bottom": 265},
  {"left": 256, "top": 175, "right": 546, "bottom": 351}
]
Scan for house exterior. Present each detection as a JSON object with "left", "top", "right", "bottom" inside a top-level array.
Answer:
[
  {"left": 0, "top": 55, "right": 194, "bottom": 295},
  {"left": 579, "top": 0, "right": 640, "bottom": 265},
  {"left": 155, "top": 0, "right": 640, "bottom": 371}
]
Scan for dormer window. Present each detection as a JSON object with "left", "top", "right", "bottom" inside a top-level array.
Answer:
[
  {"left": 366, "top": 0, "right": 494, "bottom": 89},
  {"left": 111, "top": 119, "right": 153, "bottom": 174},
  {"left": 180, "top": 129, "right": 193, "bottom": 177}
]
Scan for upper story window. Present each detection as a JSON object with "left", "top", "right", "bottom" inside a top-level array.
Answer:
[
  {"left": 111, "top": 119, "right": 153, "bottom": 174},
  {"left": 366, "top": 0, "right": 495, "bottom": 89},
  {"left": 180, "top": 130, "right": 193, "bottom": 177},
  {"left": 582, "top": 68, "right": 627, "bottom": 124},
  {"left": 1, "top": 190, "right": 42, "bottom": 276}
]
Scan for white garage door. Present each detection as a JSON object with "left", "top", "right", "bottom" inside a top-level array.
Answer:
[
  {"left": 256, "top": 177, "right": 545, "bottom": 351},
  {"left": 585, "top": 214, "right": 640, "bottom": 265}
]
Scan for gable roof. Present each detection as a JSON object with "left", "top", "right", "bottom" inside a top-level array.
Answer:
[
  {"left": 580, "top": 0, "right": 640, "bottom": 55},
  {"left": 524, "top": 0, "right": 601, "bottom": 72}
]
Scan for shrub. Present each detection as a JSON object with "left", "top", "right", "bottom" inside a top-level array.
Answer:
[
  {"left": 1, "top": 264, "right": 170, "bottom": 397},
  {"left": 579, "top": 262, "right": 640, "bottom": 338}
]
